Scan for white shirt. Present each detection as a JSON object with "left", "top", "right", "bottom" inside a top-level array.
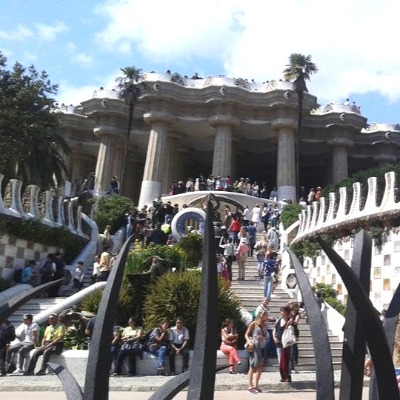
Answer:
[
  {"left": 169, "top": 326, "right": 190, "bottom": 344},
  {"left": 243, "top": 207, "right": 251, "bottom": 221},
  {"left": 18, "top": 322, "right": 39, "bottom": 344}
]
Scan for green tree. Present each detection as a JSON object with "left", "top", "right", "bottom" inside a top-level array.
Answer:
[
  {"left": 0, "top": 52, "right": 70, "bottom": 189},
  {"left": 283, "top": 54, "right": 318, "bottom": 197},
  {"left": 115, "top": 66, "right": 142, "bottom": 194}
]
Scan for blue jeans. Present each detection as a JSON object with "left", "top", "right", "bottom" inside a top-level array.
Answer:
[
  {"left": 146, "top": 345, "right": 167, "bottom": 368},
  {"left": 264, "top": 275, "right": 272, "bottom": 299}
]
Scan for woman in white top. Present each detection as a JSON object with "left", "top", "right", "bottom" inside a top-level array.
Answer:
[{"left": 250, "top": 204, "right": 262, "bottom": 228}]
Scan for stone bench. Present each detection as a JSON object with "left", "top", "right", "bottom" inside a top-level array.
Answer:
[{"left": 23, "top": 349, "right": 249, "bottom": 376}]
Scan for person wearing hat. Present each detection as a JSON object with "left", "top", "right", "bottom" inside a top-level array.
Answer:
[
  {"left": 6, "top": 314, "right": 39, "bottom": 374},
  {"left": 235, "top": 237, "right": 249, "bottom": 280}
]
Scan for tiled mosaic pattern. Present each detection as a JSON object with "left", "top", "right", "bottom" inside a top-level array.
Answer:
[
  {"left": 0, "top": 234, "right": 61, "bottom": 280},
  {"left": 307, "top": 229, "right": 400, "bottom": 311}
]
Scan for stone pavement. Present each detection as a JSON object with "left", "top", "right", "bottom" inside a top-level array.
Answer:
[
  {"left": 6, "top": 388, "right": 371, "bottom": 400},
  {"left": 0, "top": 370, "right": 370, "bottom": 394}
]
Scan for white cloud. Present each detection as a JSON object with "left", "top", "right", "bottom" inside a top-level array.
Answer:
[
  {"left": 35, "top": 21, "right": 68, "bottom": 41},
  {"left": 0, "top": 25, "right": 33, "bottom": 40},
  {"left": 92, "top": 0, "right": 400, "bottom": 105},
  {"left": 72, "top": 53, "right": 94, "bottom": 67}
]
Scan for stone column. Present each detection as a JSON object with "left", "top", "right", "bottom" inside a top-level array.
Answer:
[
  {"left": 208, "top": 116, "right": 238, "bottom": 178},
  {"left": 138, "top": 113, "right": 175, "bottom": 207},
  {"left": 162, "top": 134, "right": 181, "bottom": 194},
  {"left": 93, "top": 128, "right": 123, "bottom": 195},
  {"left": 327, "top": 135, "right": 353, "bottom": 184},
  {"left": 331, "top": 145, "right": 348, "bottom": 183},
  {"left": 276, "top": 126, "right": 296, "bottom": 202}
]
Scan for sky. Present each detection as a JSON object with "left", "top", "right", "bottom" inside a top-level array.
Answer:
[{"left": 1, "top": 0, "right": 400, "bottom": 125}]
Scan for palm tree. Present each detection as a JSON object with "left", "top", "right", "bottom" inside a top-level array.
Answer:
[
  {"left": 115, "top": 66, "right": 143, "bottom": 194},
  {"left": 283, "top": 54, "right": 318, "bottom": 198}
]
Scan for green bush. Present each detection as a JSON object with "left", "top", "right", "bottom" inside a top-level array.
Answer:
[
  {"left": 93, "top": 195, "right": 133, "bottom": 234},
  {"left": 0, "top": 277, "right": 12, "bottom": 292},
  {"left": 280, "top": 204, "right": 304, "bottom": 230},
  {"left": 177, "top": 232, "right": 203, "bottom": 268},
  {"left": 312, "top": 283, "right": 346, "bottom": 315},
  {"left": 80, "top": 289, "right": 103, "bottom": 312},
  {"left": 0, "top": 215, "right": 86, "bottom": 263},
  {"left": 142, "top": 270, "right": 242, "bottom": 348}
]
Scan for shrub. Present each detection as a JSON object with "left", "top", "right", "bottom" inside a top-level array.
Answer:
[
  {"left": 177, "top": 232, "right": 203, "bottom": 268},
  {"left": 93, "top": 195, "right": 133, "bottom": 234},
  {"left": 80, "top": 289, "right": 103, "bottom": 313},
  {"left": 0, "top": 277, "right": 12, "bottom": 292},
  {"left": 280, "top": 204, "right": 303, "bottom": 230},
  {"left": 312, "top": 283, "right": 346, "bottom": 315},
  {"left": 142, "top": 270, "right": 242, "bottom": 348}
]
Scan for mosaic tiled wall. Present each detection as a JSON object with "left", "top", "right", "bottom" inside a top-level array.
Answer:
[
  {"left": 0, "top": 234, "right": 62, "bottom": 280},
  {"left": 306, "top": 229, "right": 400, "bottom": 311}
]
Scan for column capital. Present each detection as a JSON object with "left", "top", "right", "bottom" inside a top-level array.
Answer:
[
  {"left": 143, "top": 112, "right": 176, "bottom": 125},
  {"left": 271, "top": 119, "right": 297, "bottom": 131},
  {"left": 326, "top": 138, "right": 354, "bottom": 147},
  {"left": 208, "top": 115, "right": 239, "bottom": 128},
  {"left": 93, "top": 126, "right": 124, "bottom": 139}
]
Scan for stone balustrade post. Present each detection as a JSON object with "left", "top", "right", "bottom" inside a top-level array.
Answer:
[
  {"left": 67, "top": 201, "right": 76, "bottom": 233},
  {"left": 57, "top": 196, "right": 66, "bottom": 226},
  {"left": 27, "top": 185, "right": 41, "bottom": 219},
  {"left": 41, "top": 191, "right": 56, "bottom": 227},
  {"left": 10, "top": 179, "right": 27, "bottom": 218}
]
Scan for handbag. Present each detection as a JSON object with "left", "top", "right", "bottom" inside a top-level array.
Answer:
[
  {"left": 121, "top": 340, "right": 143, "bottom": 354},
  {"left": 281, "top": 325, "right": 297, "bottom": 348}
]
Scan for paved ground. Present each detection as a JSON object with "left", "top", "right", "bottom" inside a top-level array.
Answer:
[
  {"left": 0, "top": 370, "right": 372, "bottom": 399},
  {"left": 6, "top": 388, "right": 371, "bottom": 399}
]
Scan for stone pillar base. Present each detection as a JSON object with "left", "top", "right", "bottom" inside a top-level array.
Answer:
[
  {"left": 139, "top": 180, "right": 162, "bottom": 207},
  {"left": 278, "top": 186, "right": 296, "bottom": 203}
]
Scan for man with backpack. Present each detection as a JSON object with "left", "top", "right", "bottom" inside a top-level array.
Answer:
[{"left": 0, "top": 320, "right": 16, "bottom": 376}]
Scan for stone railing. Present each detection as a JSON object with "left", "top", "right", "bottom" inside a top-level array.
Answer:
[
  {"left": 0, "top": 173, "right": 88, "bottom": 238},
  {"left": 291, "top": 170, "right": 399, "bottom": 243}
]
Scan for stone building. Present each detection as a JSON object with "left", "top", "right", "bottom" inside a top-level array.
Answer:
[{"left": 58, "top": 72, "right": 400, "bottom": 206}]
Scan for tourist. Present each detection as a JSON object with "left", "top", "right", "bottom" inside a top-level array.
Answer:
[
  {"left": 273, "top": 306, "right": 292, "bottom": 382},
  {"left": 263, "top": 252, "right": 278, "bottom": 299},
  {"left": 0, "top": 320, "right": 15, "bottom": 376},
  {"left": 39, "top": 254, "right": 55, "bottom": 287},
  {"left": 21, "top": 260, "right": 36, "bottom": 285},
  {"left": 112, "top": 317, "right": 143, "bottom": 377},
  {"left": 145, "top": 319, "right": 170, "bottom": 375},
  {"left": 220, "top": 318, "right": 241, "bottom": 374},
  {"left": 73, "top": 261, "right": 85, "bottom": 292},
  {"left": 246, "top": 221, "right": 257, "bottom": 257},
  {"left": 245, "top": 310, "right": 269, "bottom": 393},
  {"left": 24, "top": 313, "right": 65, "bottom": 376},
  {"left": 49, "top": 252, "right": 65, "bottom": 297},
  {"left": 91, "top": 255, "right": 100, "bottom": 285},
  {"left": 288, "top": 302, "right": 301, "bottom": 372},
  {"left": 97, "top": 245, "right": 112, "bottom": 281},
  {"left": 243, "top": 205, "right": 251, "bottom": 226},
  {"left": 219, "top": 236, "right": 234, "bottom": 282},
  {"left": 6, "top": 314, "right": 39, "bottom": 374},
  {"left": 267, "top": 227, "right": 280, "bottom": 251},
  {"left": 107, "top": 175, "right": 120, "bottom": 194},
  {"left": 254, "top": 235, "right": 268, "bottom": 280},
  {"left": 255, "top": 298, "right": 277, "bottom": 357},
  {"left": 228, "top": 216, "right": 241, "bottom": 245},
  {"left": 250, "top": 204, "right": 262, "bottom": 229},
  {"left": 235, "top": 237, "right": 249, "bottom": 281},
  {"left": 168, "top": 317, "right": 190, "bottom": 375}
]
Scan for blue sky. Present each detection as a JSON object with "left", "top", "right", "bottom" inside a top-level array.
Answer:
[{"left": 1, "top": 0, "right": 400, "bottom": 124}]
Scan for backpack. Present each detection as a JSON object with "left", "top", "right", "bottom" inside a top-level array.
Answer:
[{"left": 13, "top": 268, "right": 23, "bottom": 283}]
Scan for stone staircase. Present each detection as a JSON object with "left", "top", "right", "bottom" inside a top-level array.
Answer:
[
  {"left": 230, "top": 249, "right": 343, "bottom": 372},
  {"left": 8, "top": 297, "right": 68, "bottom": 327}
]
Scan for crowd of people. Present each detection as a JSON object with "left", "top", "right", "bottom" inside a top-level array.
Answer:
[{"left": 0, "top": 297, "right": 301, "bottom": 385}]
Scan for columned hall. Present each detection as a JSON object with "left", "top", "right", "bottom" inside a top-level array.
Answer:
[{"left": 58, "top": 73, "right": 400, "bottom": 206}]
